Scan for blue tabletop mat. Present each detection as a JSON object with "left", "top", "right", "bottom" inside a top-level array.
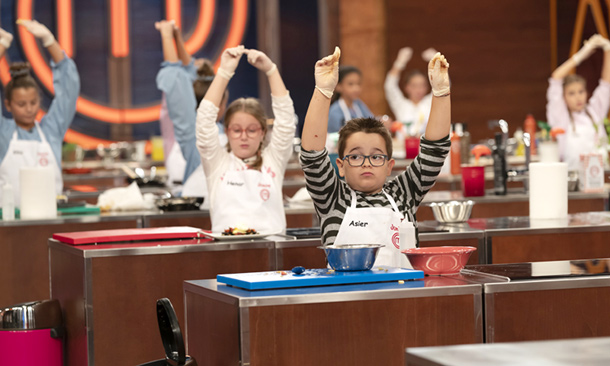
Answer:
[{"left": 217, "top": 266, "right": 424, "bottom": 290}]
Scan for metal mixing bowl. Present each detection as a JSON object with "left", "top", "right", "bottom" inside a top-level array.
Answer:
[
  {"left": 429, "top": 200, "right": 474, "bottom": 223},
  {"left": 318, "top": 244, "right": 383, "bottom": 271}
]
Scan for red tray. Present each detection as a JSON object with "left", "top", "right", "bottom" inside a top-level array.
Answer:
[{"left": 52, "top": 226, "right": 206, "bottom": 245}]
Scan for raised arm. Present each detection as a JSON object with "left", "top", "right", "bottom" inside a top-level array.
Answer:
[
  {"left": 244, "top": 49, "right": 288, "bottom": 97},
  {"left": 301, "top": 47, "right": 341, "bottom": 151},
  {"left": 388, "top": 47, "right": 412, "bottom": 77},
  {"left": 203, "top": 46, "right": 244, "bottom": 107},
  {"left": 0, "top": 28, "right": 13, "bottom": 58},
  {"left": 594, "top": 35, "right": 610, "bottom": 82},
  {"left": 155, "top": 20, "right": 178, "bottom": 63},
  {"left": 173, "top": 24, "right": 192, "bottom": 66},
  {"left": 551, "top": 34, "right": 599, "bottom": 80},
  {"left": 424, "top": 53, "right": 451, "bottom": 140},
  {"left": 17, "top": 19, "right": 64, "bottom": 63}
]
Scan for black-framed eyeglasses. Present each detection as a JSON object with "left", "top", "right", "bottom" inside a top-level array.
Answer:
[{"left": 342, "top": 154, "right": 389, "bottom": 167}]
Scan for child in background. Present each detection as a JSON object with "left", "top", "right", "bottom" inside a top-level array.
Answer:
[
  {"left": 300, "top": 47, "right": 451, "bottom": 266},
  {"left": 385, "top": 47, "right": 437, "bottom": 136},
  {"left": 0, "top": 20, "right": 80, "bottom": 206},
  {"left": 547, "top": 34, "right": 610, "bottom": 170},
  {"left": 327, "top": 65, "right": 374, "bottom": 133},
  {"left": 156, "top": 20, "right": 228, "bottom": 199},
  {"left": 196, "top": 46, "right": 296, "bottom": 234}
]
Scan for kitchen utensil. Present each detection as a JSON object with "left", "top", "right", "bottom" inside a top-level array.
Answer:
[
  {"left": 134, "top": 168, "right": 145, "bottom": 179},
  {"left": 121, "top": 165, "right": 138, "bottom": 180},
  {"left": 429, "top": 200, "right": 474, "bottom": 223},
  {"left": 156, "top": 197, "right": 204, "bottom": 212},
  {"left": 402, "top": 246, "right": 476, "bottom": 275},
  {"left": 319, "top": 244, "right": 383, "bottom": 271},
  {"left": 216, "top": 265, "right": 423, "bottom": 290}
]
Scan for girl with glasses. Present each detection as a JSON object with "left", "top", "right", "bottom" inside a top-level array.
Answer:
[{"left": 196, "top": 46, "right": 296, "bottom": 234}]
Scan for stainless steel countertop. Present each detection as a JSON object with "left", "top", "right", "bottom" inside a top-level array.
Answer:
[
  {"left": 405, "top": 336, "right": 610, "bottom": 366},
  {"left": 420, "top": 211, "right": 610, "bottom": 236},
  {"left": 183, "top": 277, "right": 482, "bottom": 308},
  {"left": 48, "top": 237, "right": 276, "bottom": 258}
]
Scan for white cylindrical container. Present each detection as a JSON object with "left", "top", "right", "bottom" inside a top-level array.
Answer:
[
  {"left": 538, "top": 141, "right": 560, "bottom": 163},
  {"left": 2, "top": 183, "right": 15, "bottom": 221},
  {"left": 19, "top": 167, "right": 57, "bottom": 220},
  {"left": 529, "top": 162, "right": 568, "bottom": 219},
  {"left": 399, "top": 221, "right": 416, "bottom": 269}
]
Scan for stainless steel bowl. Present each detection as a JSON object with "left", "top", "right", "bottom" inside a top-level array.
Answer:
[
  {"left": 318, "top": 244, "right": 383, "bottom": 271},
  {"left": 429, "top": 200, "right": 474, "bottom": 223}
]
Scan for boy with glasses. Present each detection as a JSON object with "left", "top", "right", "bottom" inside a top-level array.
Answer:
[{"left": 300, "top": 47, "right": 451, "bottom": 265}]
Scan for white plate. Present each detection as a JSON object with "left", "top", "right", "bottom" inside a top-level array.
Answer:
[{"left": 203, "top": 231, "right": 280, "bottom": 241}]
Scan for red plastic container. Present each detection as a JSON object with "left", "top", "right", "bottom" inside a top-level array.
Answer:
[
  {"left": 461, "top": 165, "right": 485, "bottom": 197},
  {"left": 402, "top": 246, "right": 477, "bottom": 275},
  {"left": 404, "top": 137, "right": 420, "bottom": 159}
]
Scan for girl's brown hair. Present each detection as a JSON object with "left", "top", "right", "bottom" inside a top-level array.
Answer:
[
  {"left": 5, "top": 62, "right": 39, "bottom": 101},
  {"left": 563, "top": 74, "right": 586, "bottom": 89},
  {"left": 223, "top": 98, "right": 267, "bottom": 170},
  {"left": 193, "top": 59, "right": 215, "bottom": 105}
]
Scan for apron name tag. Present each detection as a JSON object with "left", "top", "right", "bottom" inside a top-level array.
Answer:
[
  {"left": 349, "top": 220, "right": 369, "bottom": 227},
  {"left": 226, "top": 180, "right": 244, "bottom": 186}
]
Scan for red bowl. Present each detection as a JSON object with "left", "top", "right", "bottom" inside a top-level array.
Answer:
[{"left": 402, "top": 246, "right": 477, "bottom": 275}]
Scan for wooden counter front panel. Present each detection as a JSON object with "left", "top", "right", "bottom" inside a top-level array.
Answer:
[
  {"left": 488, "top": 287, "right": 610, "bottom": 343},
  {"left": 247, "top": 295, "right": 478, "bottom": 366},
  {"left": 0, "top": 220, "right": 137, "bottom": 307},
  {"left": 491, "top": 231, "right": 610, "bottom": 264},
  {"left": 185, "top": 291, "right": 240, "bottom": 366},
  {"left": 90, "top": 248, "right": 271, "bottom": 366},
  {"left": 277, "top": 245, "right": 327, "bottom": 270}
]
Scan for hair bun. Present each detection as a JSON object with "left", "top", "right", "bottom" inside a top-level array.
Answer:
[
  {"left": 196, "top": 58, "right": 215, "bottom": 77},
  {"left": 9, "top": 62, "right": 31, "bottom": 79}
]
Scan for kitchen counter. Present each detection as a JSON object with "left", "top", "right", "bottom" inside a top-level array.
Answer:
[
  {"left": 462, "top": 258, "right": 610, "bottom": 343},
  {"left": 49, "top": 236, "right": 277, "bottom": 366},
  {"left": 405, "top": 336, "right": 610, "bottom": 366},
  {"left": 184, "top": 276, "right": 484, "bottom": 366}
]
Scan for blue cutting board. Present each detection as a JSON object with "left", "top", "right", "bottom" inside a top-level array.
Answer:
[{"left": 217, "top": 266, "right": 424, "bottom": 290}]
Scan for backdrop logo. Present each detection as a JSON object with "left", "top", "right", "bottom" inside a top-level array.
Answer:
[{"left": 0, "top": 0, "right": 248, "bottom": 147}]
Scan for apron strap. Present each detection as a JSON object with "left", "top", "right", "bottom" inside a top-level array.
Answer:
[
  {"left": 349, "top": 189, "right": 402, "bottom": 216},
  {"left": 12, "top": 122, "right": 46, "bottom": 143},
  {"left": 338, "top": 99, "right": 364, "bottom": 124}
]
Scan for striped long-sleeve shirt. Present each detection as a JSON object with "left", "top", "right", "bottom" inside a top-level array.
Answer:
[{"left": 300, "top": 135, "right": 450, "bottom": 246}]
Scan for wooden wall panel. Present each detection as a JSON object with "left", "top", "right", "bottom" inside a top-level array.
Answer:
[{"left": 383, "top": 0, "right": 551, "bottom": 143}]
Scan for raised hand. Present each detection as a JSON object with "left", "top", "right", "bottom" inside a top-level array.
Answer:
[
  {"left": 244, "top": 49, "right": 276, "bottom": 75},
  {"left": 17, "top": 19, "right": 55, "bottom": 47},
  {"left": 421, "top": 47, "right": 438, "bottom": 62},
  {"left": 572, "top": 35, "right": 598, "bottom": 65},
  {"left": 589, "top": 34, "right": 610, "bottom": 52},
  {"left": 0, "top": 28, "right": 13, "bottom": 49},
  {"left": 428, "top": 52, "right": 450, "bottom": 97},
  {"left": 217, "top": 45, "right": 245, "bottom": 80},
  {"left": 154, "top": 20, "right": 175, "bottom": 38},
  {"left": 393, "top": 47, "right": 413, "bottom": 71},
  {"left": 315, "top": 46, "right": 341, "bottom": 99}
]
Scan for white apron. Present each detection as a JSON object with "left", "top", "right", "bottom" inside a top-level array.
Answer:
[
  {"left": 165, "top": 142, "right": 187, "bottom": 188},
  {"left": 0, "top": 123, "right": 62, "bottom": 207},
  {"left": 338, "top": 98, "right": 364, "bottom": 123},
  {"left": 181, "top": 167, "right": 209, "bottom": 208},
  {"left": 563, "top": 127, "right": 598, "bottom": 171},
  {"left": 211, "top": 163, "right": 285, "bottom": 234},
  {"left": 334, "top": 190, "right": 415, "bottom": 267}
]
